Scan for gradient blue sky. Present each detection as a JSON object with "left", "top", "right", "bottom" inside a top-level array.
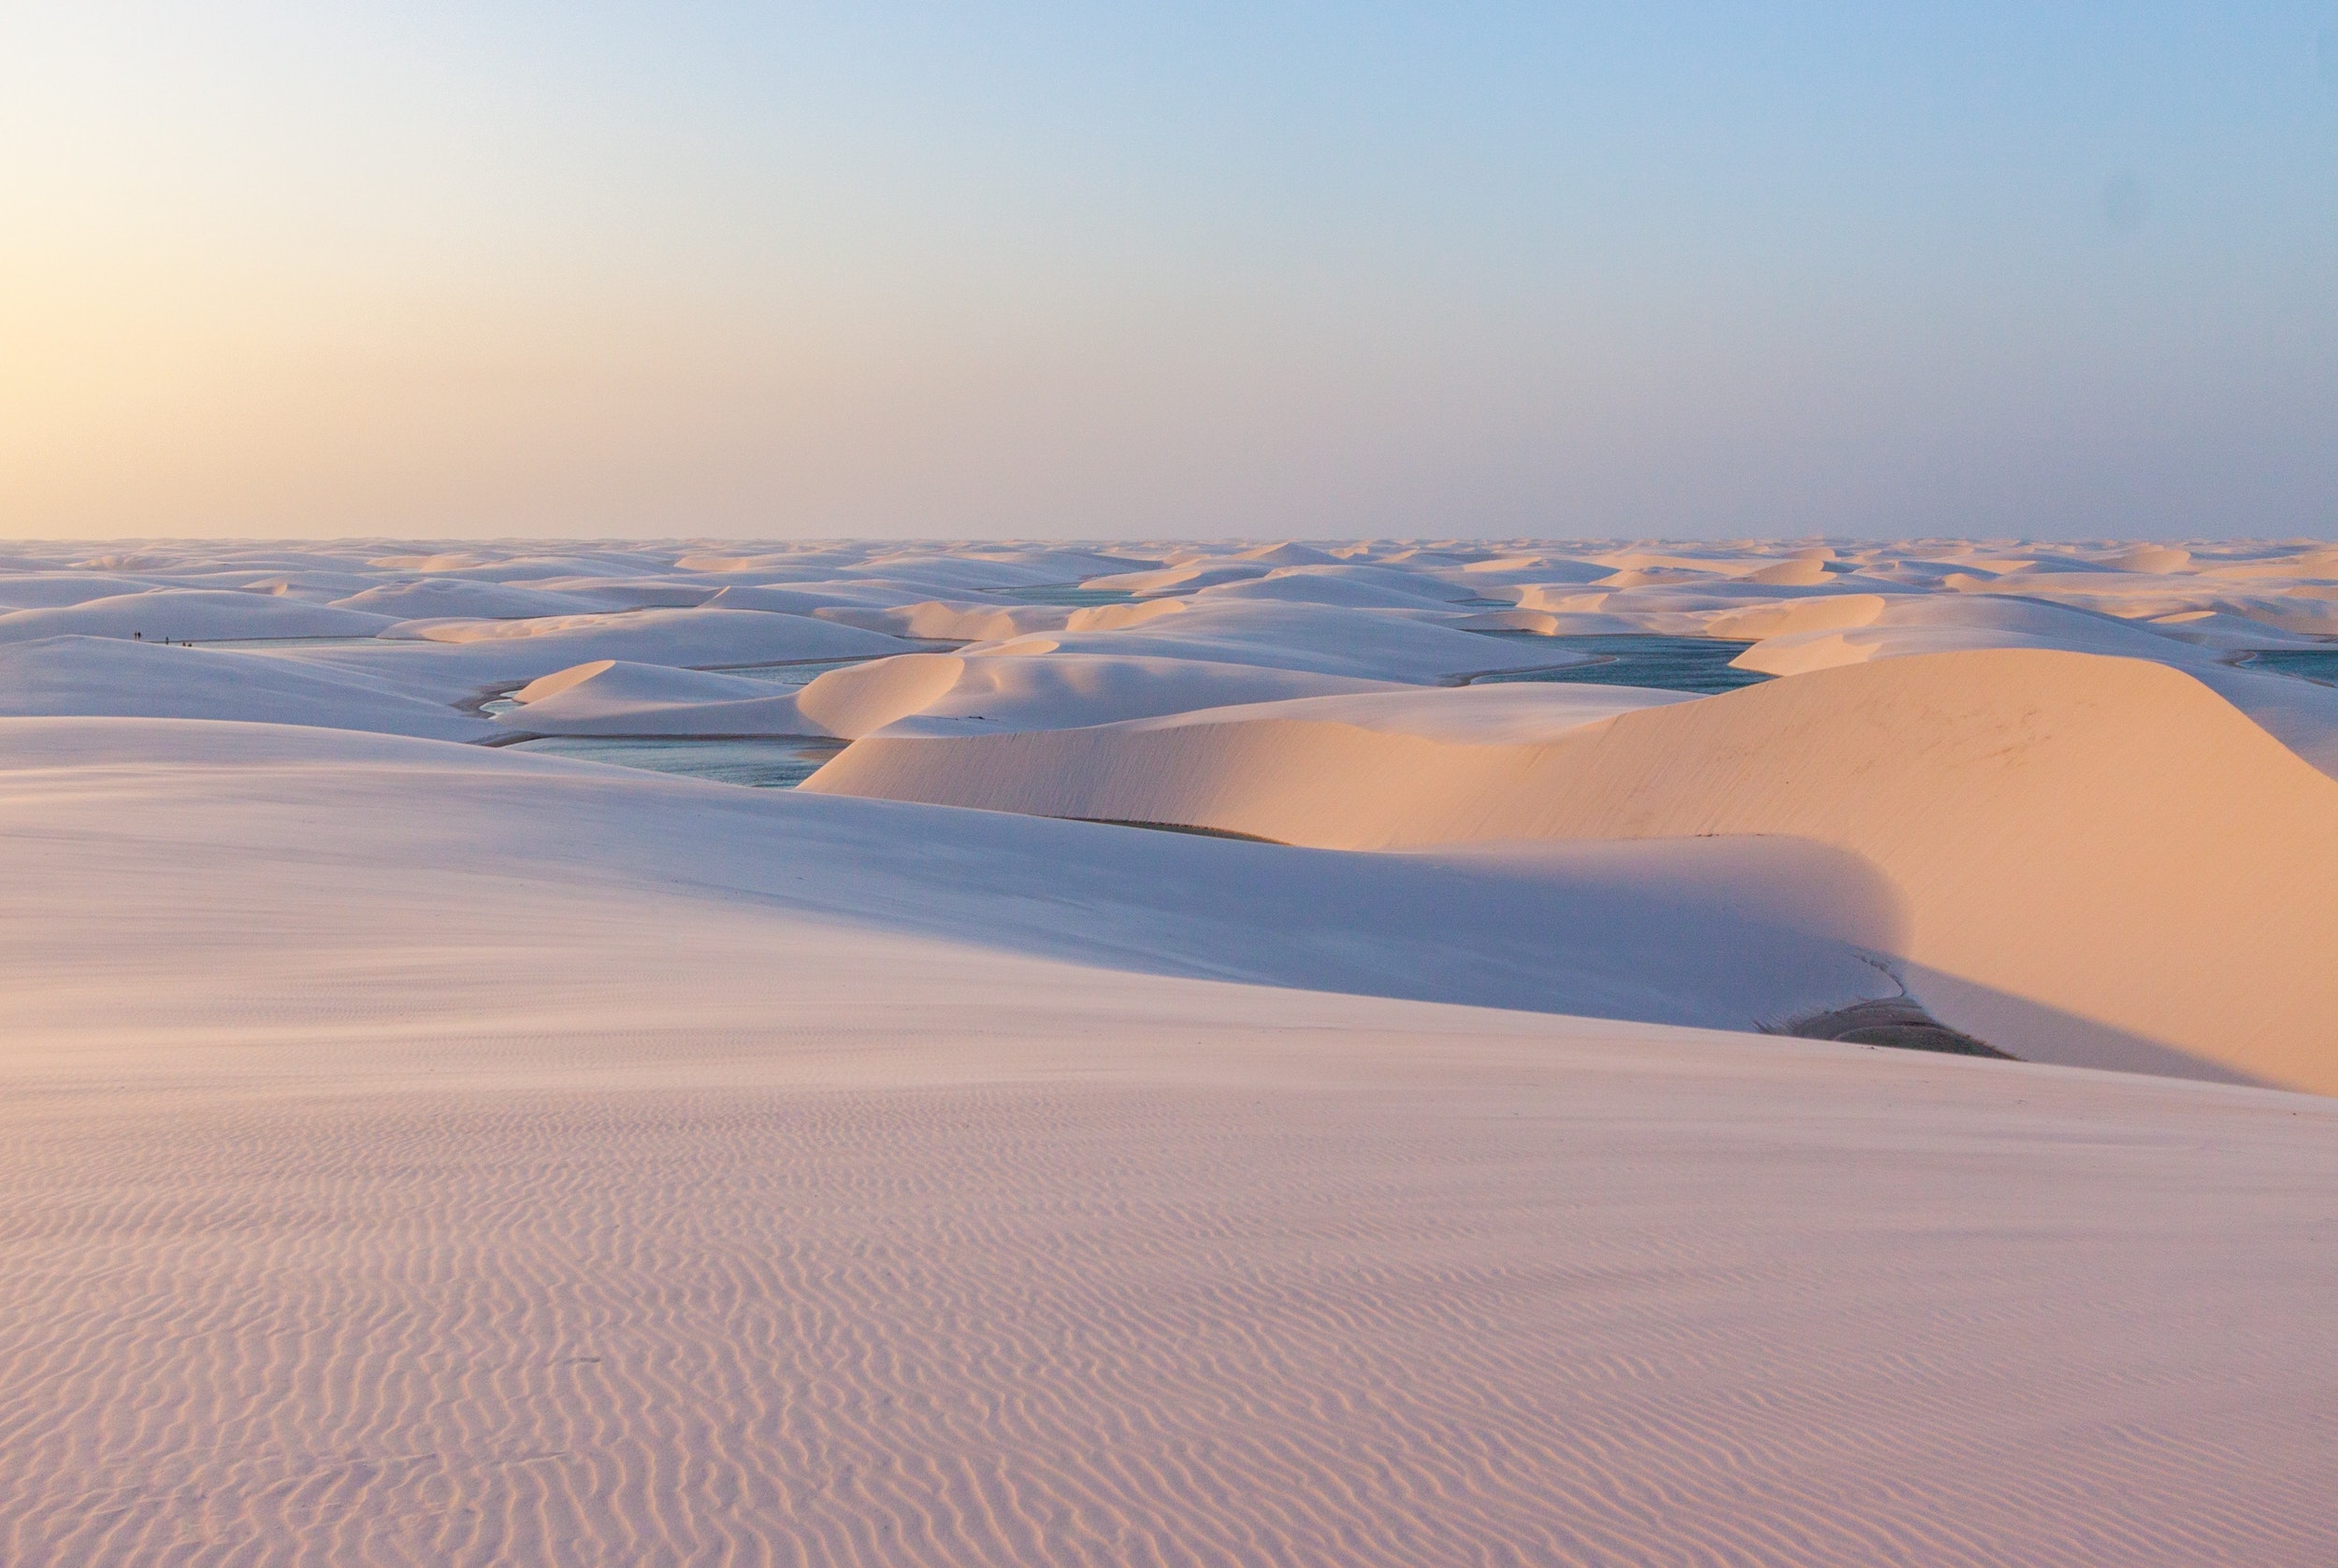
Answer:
[{"left": 4, "top": 4, "right": 2333, "bottom": 539}]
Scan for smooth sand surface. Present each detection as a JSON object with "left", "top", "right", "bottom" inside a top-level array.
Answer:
[
  {"left": 1728, "top": 594, "right": 2338, "bottom": 775},
  {"left": 381, "top": 606, "right": 914, "bottom": 662},
  {"left": 0, "top": 636, "right": 497, "bottom": 740},
  {"left": 0, "top": 588, "right": 397, "bottom": 642}
]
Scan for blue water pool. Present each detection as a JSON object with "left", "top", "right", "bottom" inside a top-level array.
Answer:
[
  {"left": 504, "top": 736, "right": 845, "bottom": 789},
  {"left": 980, "top": 584, "right": 1142, "bottom": 607},
  {"left": 2244, "top": 648, "right": 2338, "bottom": 687},
  {"left": 1468, "top": 634, "right": 1772, "bottom": 695}
]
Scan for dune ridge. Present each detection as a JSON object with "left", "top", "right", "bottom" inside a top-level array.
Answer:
[{"left": 809, "top": 648, "right": 2338, "bottom": 1092}]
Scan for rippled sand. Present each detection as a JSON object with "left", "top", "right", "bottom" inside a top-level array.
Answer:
[
  {"left": 2, "top": 719, "right": 2334, "bottom": 1565},
  {"left": 7, "top": 1029, "right": 2335, "bottom": 1565}
]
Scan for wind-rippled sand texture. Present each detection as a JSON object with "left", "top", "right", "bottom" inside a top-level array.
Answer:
[
  {"left": 4, "top": 713, "right": 2336, "bottom": 1565},
  {"left": 4, "top": 1054, "right": 2335, "bottom": 1566}
]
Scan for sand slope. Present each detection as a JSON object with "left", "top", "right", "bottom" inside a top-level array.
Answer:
[
  {"left": 0, "top": 717, "right": 1899, "bottom": 1032},
  {"left": 1731, "top": 593, "right": 2338, "bottom": 775},
  {"left": 382, "top": 606, "right": 913, "bottom": 663},
  {"left": 0, "top": 588, "right": 397, "bottom": 642},
  {"left": 0, "top": 717, "right": 2333, "bottom": 1566},
  {"left": 810, "top": 649, "right": 2338, "bottom": 1092},
  {"left": 0, "top": 637, "right": 493, "bottom": 740},
  {"left": 494, "top": 652, "right": 1408, "bottom": 741}
]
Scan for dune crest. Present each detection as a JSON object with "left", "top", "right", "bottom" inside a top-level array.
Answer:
[
  {"left": 1702, "top": 592, "right": 1886, "bottom": 640},
  {"left": 512, "top": 658, "right": 620, "bottom": 703},
  {"left": 793, "top": 653, "right": 970, "bottom": 737}
]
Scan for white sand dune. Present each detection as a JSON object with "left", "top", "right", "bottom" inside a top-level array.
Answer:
[
  {"left": 0, "top": 588, "right": 397, "bottom": 642},
  {"left": 1456, "top": 554, "right": 1614, "bottom": 586},
  {"left": 0, "top": 636, "right": 495, "bottom": 739},
  {"left": 1700, "top": 590, "right": 1892, "bottom": 639},
  {"left": 382, "top": 605, "right": 910, "bottom": 660},
  {"left": 812, "top": 597, "right": 1075, "bottom": 640},
  {"left": 498, "top": 652, "right": 1407, "bottom": 740},
  {"left": 501, "top": 575, "right": 719, "bottom": 609},
  {"left": 8, "top": 536, "right": 2323, "bottom": 754},
  {"left": 487, "top": 658, "right": 822, "bottom": 736},
  {"left": 1733, "top": 593, "right": 2338, "bottom": 775},
  {"left": 1038, "top": 679, "right": 1694, "bottom": 745},
  {"left": 388, "top": 550, "right": 684, "bottom": 583},
  {"left": 848, "top": 652, "right": 1405, "bottom": 738},
  {"left": 1085, "top": 560, "right": 1276, "bottom": 594},
  {"left": 1, "top": 717, "right": 2333, "bottom": 1565},
  {"left": 834, "top": 551, "right": 1087, "bottom": 589},
  {"left": 997, "top": 597, "right": 1593, "bottom": 682},
  {"left": 3, "top": 538, "right": 2337, "bottom": 1564},
  {"left": 810, "top": 648, "right": 2338, "bottom": 1094},
  {"left": 0, "top": 571, "right": 171, "bottom": 609},
  {"left": 1731, "top": 589, "right": 2304, "bottom": 670},
  {"left": 330, "top": 576, "right": 655, "bottom": 619},
  {"left": 0, "top": 716, "right": 1908, "bottom": 1030},
  {"left": 700, "top": 581, "right": 868, "bottom": 612},
  {"left": 1191, "top": 563, "right": 1484, "bottom": 609}
]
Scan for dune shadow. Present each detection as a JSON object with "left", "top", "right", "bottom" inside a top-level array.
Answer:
[
  {"left": 1894, "top": 962, "right": 2273, "bottom": 1089},
  {"left": 767, "top": 817, "right": 1917, "bottom": 1037}
]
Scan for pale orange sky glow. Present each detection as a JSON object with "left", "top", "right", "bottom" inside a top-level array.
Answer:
[{"left": 6, "top": 4, "right": 2333, "bottom": 539}]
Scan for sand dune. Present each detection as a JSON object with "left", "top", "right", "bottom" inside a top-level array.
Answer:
[
  {"left": 0, "top": 571, "right": 172, "bottom": 609},
  {"left": 382, "top": 605, "right": 910, "bottom": 661},
  {"left": 2, "top": 538, "right": 2336, "bottom": 1564},
  {"left": 1701, "top": 591, "right": 1888, "bottom": 639},
  {"left": 331, "top": 576, "right": 657, "bottom": 619},
  {"left": 1192, "top": 563, "right": 1484, "bottom": 609},
  {"left": 1, "top": 716, "right": 2333, "bottom": 1566},
  {"left": 810, "top": 648, "right": 2338, "bottom": 1092},
  {"left": 495, "top": 651, "right": 1409, "bottom": 741},
  {"left": 0, "top": 636, "right": 495, "bottom": 739},
  {"left": 0, "top": 588, "right": 397, "bottom": 642},
  {"left": 0, "top": 716, "right": 1897, "bottom": 1029},
  {"left": 1731, "top": 594, "right": 2338, "bottom": 775},
  {"left": 998, "top": 597, "right": 1575, "bottom": 682},
  {"left": 494, "top": 658, "right": 817, "bottom": 736},
  {"left": 4, "top": 536, "right": 2328, "bottom": 754},
  {"left": 812, "top": 598, "right": 1074, "bottom": 640}
]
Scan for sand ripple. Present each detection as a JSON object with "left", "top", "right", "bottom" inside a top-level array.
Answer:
[{"left": 1, "top": 1073, "right": 2332, "bottom": 1566}]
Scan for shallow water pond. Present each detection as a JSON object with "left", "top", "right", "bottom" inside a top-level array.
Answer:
[
  {"left": 2244, "top": 648, "right": 2338, "bottom": 687},
  {"left": 981, "top": 584, "right": 1141, "bottom": 607},
  {"left": 481, "top": 658, "right": 877, "bottom": 787},
  {"left": 480, "top": 657, "right": 873, "bottom": 718},
  {"left": 1469, "top": 634, "right": 1773, "bottom": 695},
  {"left": 505, "top": 736, "right": 845, "bottom": 789}
]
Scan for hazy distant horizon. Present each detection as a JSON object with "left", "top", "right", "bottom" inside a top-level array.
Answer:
[
  {"left": 8, "top": 531, "right": 2333, "bottom": 552},
  {"left": 7, "top": 6, "right": 2333, "bottom": 542}
]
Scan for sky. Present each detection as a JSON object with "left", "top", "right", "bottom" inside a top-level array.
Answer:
[{"left": 3, "top": 3, "right": 2334, "bottom": 541}]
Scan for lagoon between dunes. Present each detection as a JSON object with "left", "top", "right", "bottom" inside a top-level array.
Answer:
[{"left": 3, "top": 537, "right": 2336, "bottom": 1565}]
